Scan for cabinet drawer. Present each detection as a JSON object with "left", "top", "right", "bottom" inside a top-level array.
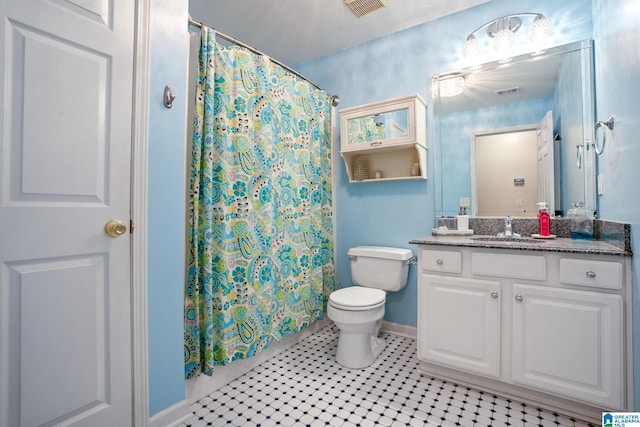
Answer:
[
  {"left": 559, "top": 258, "right": 623, "bottom": 290},
  {"left": 471, "top": 253, "right": 546, "bottom": 281},
  {"left": 420, "top": 249, "right": 462, "bottom": 273}
]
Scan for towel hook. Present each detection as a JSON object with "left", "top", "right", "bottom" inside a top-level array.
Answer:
[
  {"left": 593, "top": 115, "right": 614, "bottom": 155},
  {"left": 163, "top": 85, "right": 176, "bottom": 109}
]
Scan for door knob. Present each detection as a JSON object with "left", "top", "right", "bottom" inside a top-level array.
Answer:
[{"left": 105, "top": 220, "right": 127, "bottom": 237}]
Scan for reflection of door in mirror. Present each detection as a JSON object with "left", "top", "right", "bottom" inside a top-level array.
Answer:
[
  {"left": 472, "top": 112, "right": 555, "bottom": 217},
  {"left": 536, "top": 111, "right": 555, "bottom": 215}
]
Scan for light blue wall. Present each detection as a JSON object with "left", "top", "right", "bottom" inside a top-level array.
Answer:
[
  {"left": 296, "top": 0, "right": 592, "bottom": 327},
  {"left": 591, "top": 0, "right": 640, "bottom": 410},
  {"left": 148, "top": 0, "right": 189, "bottom": 416}
]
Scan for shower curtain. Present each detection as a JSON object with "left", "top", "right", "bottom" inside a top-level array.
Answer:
[{"left": 184, "top": 28, "right": 335, "bottom": 379}]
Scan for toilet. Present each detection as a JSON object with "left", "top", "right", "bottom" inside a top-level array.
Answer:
[{"left": 327, "top": 246, "right": 414, "bottom": 368}]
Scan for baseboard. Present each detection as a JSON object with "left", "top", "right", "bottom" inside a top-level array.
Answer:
[
  {"left": 381, "top": 321, "right": 417, "bottom": 339},
  {"left": 148, "top": 399, "right": 191, "bottom": 427},
  {"left": 186, "top": 317, "right": 331, "bottom": 403}
]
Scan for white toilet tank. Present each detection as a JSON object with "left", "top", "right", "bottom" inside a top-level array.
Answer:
[{"left": 349, "top": 246, "right": 414, "bottom": 291}]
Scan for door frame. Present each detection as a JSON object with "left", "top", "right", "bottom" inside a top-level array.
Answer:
[
  {"left": 131, "top": 0, "right": 152, "bottom": 424},
  {"left": 470, "top": 122, "right": 538, "bottom": 217}
]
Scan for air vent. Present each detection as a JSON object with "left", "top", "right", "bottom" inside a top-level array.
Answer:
[
  {"left": 495, "top": 86, "right": 520, "bottom": 95},
  {"left": 344, "top": 0, "right": 388, "bottom": 17}
]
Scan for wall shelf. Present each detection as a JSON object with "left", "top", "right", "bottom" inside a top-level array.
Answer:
[{"left": 339, "top": 94, "right": 427, "bottom": 183}]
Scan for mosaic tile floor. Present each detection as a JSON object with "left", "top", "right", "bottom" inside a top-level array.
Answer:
[{"left": 181, "top": 325, "right": 597, "bottom": 427}]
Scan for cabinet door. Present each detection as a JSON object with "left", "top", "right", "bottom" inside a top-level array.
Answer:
[
  {"left": 341, "top": 101, "right": 415, "bottom": 152},
  {"left": 418, "top": 274, "right": 501, "bottom": 377},
  {"left": 512, "top": 284, "right": 623, "bottom": 409}
]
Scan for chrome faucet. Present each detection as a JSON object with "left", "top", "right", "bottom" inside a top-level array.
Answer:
[{"left": 504, "top": 216, "right": 513, "bottom": 237}]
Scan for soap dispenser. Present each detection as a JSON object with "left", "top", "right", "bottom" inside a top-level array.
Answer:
[
  {"left": 536, "top": 202, "right": 551, "bottom": 237},
  {"left": 568, "top": 202, "right": 593, "bottom": 240}
]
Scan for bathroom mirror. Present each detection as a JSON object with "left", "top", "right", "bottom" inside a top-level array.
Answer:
[
  {"left": 433, "top": 40, "right": 596, "bottom": 218},
  {"left": 346, "top": 108, "right": 409, "bottom": 144}
]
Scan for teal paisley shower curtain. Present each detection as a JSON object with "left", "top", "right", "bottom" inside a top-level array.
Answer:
[{"left": 184, "top": 28, "right": 335, "bottom": 378}]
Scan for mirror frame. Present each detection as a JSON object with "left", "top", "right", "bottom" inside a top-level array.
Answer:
[{"left": 432, "top": 39, "right": 596, "bottom": 219}]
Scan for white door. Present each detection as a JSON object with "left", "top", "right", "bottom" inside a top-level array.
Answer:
[
  {"left": 536, "top": 111, "right": 555, "bottom": 213},
  {"left": 418, "top": 274, "right": 501, "bottom": 378},
  {"left": 512, "top": 284, "right": 623, "bottom": 409},
  {"left": 473, "top": 129, "right": 538, "bottom": 217},
  {"left": 0, "top": 1, "right": 135, "bottom": 426}
]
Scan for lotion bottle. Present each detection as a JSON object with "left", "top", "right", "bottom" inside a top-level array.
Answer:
[{"left": 537, "top": 202, "right": 551, "bottom": 237}]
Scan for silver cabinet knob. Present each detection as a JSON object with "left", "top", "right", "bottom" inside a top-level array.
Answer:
[
  {"left": 586, "top": 270, "right": 597, "bottom": 278},
  {"left": 436, "top": 259, "right": 444, "bottom": 265},
  {"left": 515, "top": 294, "right": 523, "bottom": 302},
  {"left": 491, "top": 292, "right": 499, "bottom": 299}
]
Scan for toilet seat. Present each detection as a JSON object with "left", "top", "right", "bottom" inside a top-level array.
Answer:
[{"left": 329, "top": 287, "right": 385, "bottom": 311}]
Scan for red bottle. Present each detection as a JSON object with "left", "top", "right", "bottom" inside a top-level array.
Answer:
[{"left": 537, "top": 202, "right": 551, "bottom": 236}]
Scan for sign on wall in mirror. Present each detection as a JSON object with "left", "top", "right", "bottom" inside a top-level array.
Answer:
[{"left": 432, "top": 40, "right": 596, "bottom": 219}]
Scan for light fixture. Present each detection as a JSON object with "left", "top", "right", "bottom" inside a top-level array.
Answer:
[
  {"left": 528, "top": 14, "right": 553, "bottom": 54},
  {"left": 461, "top": 13, "right": 552, "bottom": 66},
  {"left": 438, "top": 76, "right": 465, "bottom": 97}
]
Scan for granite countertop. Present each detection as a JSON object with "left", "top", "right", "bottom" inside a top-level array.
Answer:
[{"left": 409, "top": 235, "right": 631, "bottom": 257}]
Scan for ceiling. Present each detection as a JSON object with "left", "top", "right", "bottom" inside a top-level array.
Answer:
[
  {"left": 436, "top": 54, "right": 563, "bottom": 113},
  {"left": 188, "top": 0, "right": 490, "bottom": 66}
]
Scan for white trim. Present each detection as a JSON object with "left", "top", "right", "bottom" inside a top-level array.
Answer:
[
  {"left": 331, "top": 105, "right": 339, "bottom": 285},
  {"left": 381, "top": 321, "right": 417, "bottom": 339},
  {"left": 148, "top": 399, "right": 192, "bottom": 427},
  {"left": 131, "top": 0, "right": 151, "bottom": 425}
]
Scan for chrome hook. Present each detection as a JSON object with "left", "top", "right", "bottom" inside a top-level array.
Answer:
[{"left": 163, "top": 85, "right": 176, "bottom": 109}]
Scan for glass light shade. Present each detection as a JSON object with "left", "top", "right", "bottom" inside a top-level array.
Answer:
[
  {"left": 439, "top": 76, "right": 465, "bottom": 97},
  {"left": 528, "top": 15, "right": 552, "bottom": 54},
  {"left": 492, "top": 28, "right": 515, "bottom": 51},
  {"left": 462, "top": 35, "right": 482, "bottom": 59},
  {"left": 528, "top": 15, "right": 552, "bottom": 44}
]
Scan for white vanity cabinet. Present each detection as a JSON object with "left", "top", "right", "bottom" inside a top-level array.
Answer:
[
  {"left": 512, "top": 283, "right": 623, "bottom": 408},
  {"left": 416, "top": 245, "right": 632, "bottom": 421},
  {"left": 419, "top": 275, "right": 501, "bottom": 378},
  {"left": 339, "top": 94, "right": 427, "bottom": 182}
]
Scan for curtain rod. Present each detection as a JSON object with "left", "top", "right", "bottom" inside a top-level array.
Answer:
[{"left": 188, "top": 17, "right": 339, "bottom": 106}]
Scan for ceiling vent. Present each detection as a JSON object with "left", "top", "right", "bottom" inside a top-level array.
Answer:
[
  {"left": 495, "top": 86, "right": 520, "bottom": 95},
  {"left": 344, "top": 0, "right": 388, "bottom": 17}
]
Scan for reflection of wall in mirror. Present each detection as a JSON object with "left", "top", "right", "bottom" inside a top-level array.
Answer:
[
  {"left": 439, "top": 97, "right": 552, "bottom": 217},
  {"left": 389, "top": 109, "right": 408, "bottom": 138},
  {"left": 555, "top": 49, "right": 587, "bottom": 214}
]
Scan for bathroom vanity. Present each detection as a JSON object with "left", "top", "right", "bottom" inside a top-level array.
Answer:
[{"left": 410, "top": 234, "right": 633, "bottom": 422}]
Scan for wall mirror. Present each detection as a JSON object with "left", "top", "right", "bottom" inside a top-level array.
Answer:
[
  {"left": 433, "top": 40, "right": 596, "bottom": 218},
  {"left": 345, "top": 108, "right": 409, "bottom": 145}
]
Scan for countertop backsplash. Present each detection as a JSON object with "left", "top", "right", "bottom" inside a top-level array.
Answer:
[{"left": 433, "top": 217, "right": 631, "bottom": 255}]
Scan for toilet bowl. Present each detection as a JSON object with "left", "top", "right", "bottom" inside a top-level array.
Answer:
[{"left": 327, "top": 246, "right": 414, "bottom": 368}]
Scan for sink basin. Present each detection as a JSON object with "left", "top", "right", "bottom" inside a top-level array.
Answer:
[{"left": 471, "top": 236, "right": 543, "bottom": 243}]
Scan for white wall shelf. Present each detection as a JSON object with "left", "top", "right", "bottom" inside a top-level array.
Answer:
[{"left": 339, "top": 94, "right": 427, "bottom": 183}]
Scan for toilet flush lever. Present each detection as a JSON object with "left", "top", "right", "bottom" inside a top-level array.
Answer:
[{"left": 406, "top": 256, "right": 418, "bottom": 265}]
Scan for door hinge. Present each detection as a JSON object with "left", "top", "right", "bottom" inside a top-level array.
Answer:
[{"left": 130, "top": 220, "right": 135, "bottom": 234}]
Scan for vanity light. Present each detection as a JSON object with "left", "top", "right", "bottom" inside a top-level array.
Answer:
[
  {"left": 462, "top": 13, "right": 552, "bottom": 66},
  {"left": 438, "top": 76, "right": 465, "bottom": 97}
]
